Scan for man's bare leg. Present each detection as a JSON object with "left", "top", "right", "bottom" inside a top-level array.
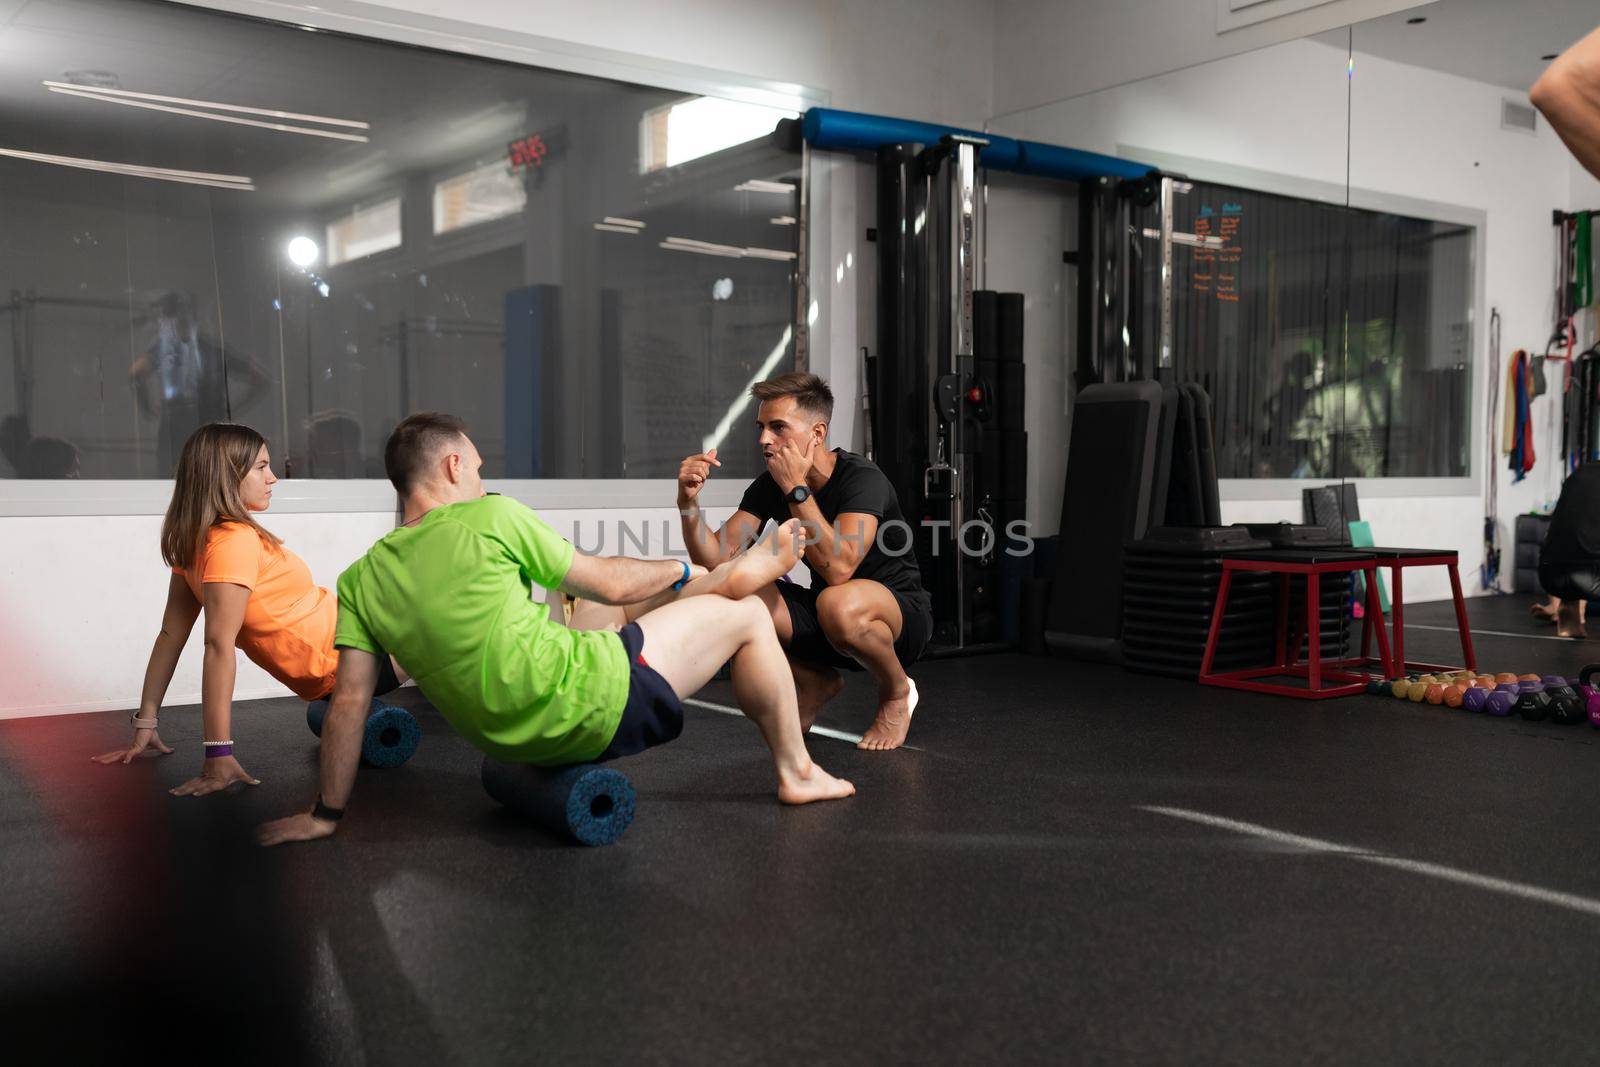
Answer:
[
  {"left": 1557, "top": 598, "right": 1587, "bottom": 639},
  {"left": 816, "top": 581, "right": 917, "bottom": 751},
  {"left": 634, "top": 594, "right": 853, "bottom": 804},
  {"left": 747, "top": 582, "right": 843, "bottom": 732},
  {"left": 790, "top": 659, "right": 844, "bottom": 733}
]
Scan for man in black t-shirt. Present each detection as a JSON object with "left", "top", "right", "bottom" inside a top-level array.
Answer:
[
  {"left": 677, "top": 373, "right": 932, "bottom": 751},
  {"left": 1536, "top": 464, "right": 1600, "bottom": 638}
]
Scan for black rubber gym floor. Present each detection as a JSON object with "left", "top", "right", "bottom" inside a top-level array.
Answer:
[{"left": 4, "top": 593, "right": 1600, "bottom": 1063}]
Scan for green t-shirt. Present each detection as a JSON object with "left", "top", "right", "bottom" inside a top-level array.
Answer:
[{"left": 334, "top": 494, "right": 628, "bottom": 765}]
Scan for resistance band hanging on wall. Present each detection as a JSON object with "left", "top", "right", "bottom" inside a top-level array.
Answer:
[{"left": 1506, "top": 350, "right": 1535, "bottom": 482}]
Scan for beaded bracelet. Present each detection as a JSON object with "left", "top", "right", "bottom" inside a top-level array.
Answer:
[{"left": 202, "top": 740, "right": 234, "bottom": 758}]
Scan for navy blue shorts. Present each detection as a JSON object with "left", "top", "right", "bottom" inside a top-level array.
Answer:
[{"left": 595, "top": 622, "right": 685, "bottom": 761}]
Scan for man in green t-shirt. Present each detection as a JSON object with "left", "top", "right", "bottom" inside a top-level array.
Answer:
[{"left": 259, "top": 412, "right": 854, "bottom": 846}]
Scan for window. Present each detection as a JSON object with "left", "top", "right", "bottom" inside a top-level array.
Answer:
[
  {"left": 1154, "top": 180, "right": 1473, "bottom": 479},
  {"left": 326, "top": 198, "right": 402, "bottom": 266},
  {"left": 0, "top": 0, "right": 802, "bottom": 481},
  {"left": 432, "top": 160, "right": 526, "bottom": 235},
  {"left": 640, "top": 96, "right": 799, "bottom": 173}
]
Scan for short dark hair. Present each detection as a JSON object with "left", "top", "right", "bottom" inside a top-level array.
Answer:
[
  {"left": 385, "top": 412, "right": 468, "bottom": 494},
  {"left": 751, "top": 372, "right": 833, "bottom": 425}
]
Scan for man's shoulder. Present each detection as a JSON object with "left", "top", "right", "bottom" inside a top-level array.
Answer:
[{"left": 834, "top": 450, "right": 893, "bottom": 489}]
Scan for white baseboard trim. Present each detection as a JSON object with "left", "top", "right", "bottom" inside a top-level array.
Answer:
[{"left": 0, "top": 686, "right": 291, "bottom": 720}]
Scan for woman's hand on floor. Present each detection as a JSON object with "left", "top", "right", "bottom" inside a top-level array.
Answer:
[
  {"left": 169, "top": 754, "right": 261, "bottom": 797},
  {"left": 92, "top": 726, "right": 174, "bottom": 765}
]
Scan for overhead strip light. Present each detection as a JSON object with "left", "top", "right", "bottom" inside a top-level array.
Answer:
[
  {"left": 44, "top": 84, "right": 369, "bottom": 143},
  {"left": 602, "top": 216, "right": 645, "bottom": 228},
  {"left": 41, "top": 80, "right": 368, "bottom": 128},
  {"left": 0, "top": 147, "right": 255, "bottom": 190},
  {"left": 734, "top": 179, "right": 794, "bottom": 195},
  {"left": 660, "top": 236, "right": 798, "bottom": 260},
  {"left": 770, "top": 215, "right": 796, "bottom": 225},
  {"left": 594, "top": 223, "right": 640, "bottom": 234}
]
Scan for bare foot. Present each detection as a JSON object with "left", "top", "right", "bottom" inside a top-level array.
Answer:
[
  {"left": 1532, "top": 601, "right": 1558, "bottom": 623},
  {"left": 777, "top": 761, "right": 856, "bottom": 805},
  {"left": 706, "top": 519, "right": 803, "bottom": 600},
  {"left": 794, "top": 663, "right": 844, "bottom": 732},
  {"left": 857, "top": 677, "right": 918, "bottom": 751}
]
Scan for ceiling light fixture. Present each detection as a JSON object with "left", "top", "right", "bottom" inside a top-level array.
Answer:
[
  {"left": 0, "top": 146, "right": 254, "bottom": 190},
  {"left": 44, "top": 84, "right": 369, "bottom": 142},
  {"left": 602, "top": 216, "right": 645, "bottom": 228},
  {"left": 594, "top": 222, "right": 640, "bottom": 234},
  {"left": 42, "top": 80, "right": 368, "bottom": 128},
  {"left": 734, "top": 179, "right": 793, "bottom": 195},
  {"left": 287, "top": 236, "right": 319, "bottom": 267},
  {"left": 661, "top": 237, "right": 745, "bottom": 259},
  {"left": 770, "top": 215, "right": 796, "bottom": 225}
]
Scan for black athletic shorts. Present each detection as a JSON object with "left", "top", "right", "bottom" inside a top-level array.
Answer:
[
  {"left": 324, "top": 649, "right": 403, "bottom": 699},
  {"left": 1538, "top": 560, "right": 1600, "bottom": 602},
  {"left": 775, "top": 579, "right": 933, "bottom": 673},
  {"left": 595, "top": 622, "right": 685, "bottom": 761}
]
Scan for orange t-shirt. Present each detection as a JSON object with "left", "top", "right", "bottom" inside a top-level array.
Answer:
[{"left": 174, "top": 522, "right": 339, "bottom": 700}]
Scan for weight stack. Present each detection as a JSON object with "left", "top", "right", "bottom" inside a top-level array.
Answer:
[
  {"left": 1122, "top": 527, "right": 1275, "bottom": 680},
  {"left": 1237, "top": 523, "right": 1353, "bottom": 661}
]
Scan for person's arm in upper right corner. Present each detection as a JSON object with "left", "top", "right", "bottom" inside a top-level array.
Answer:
[
  {"left": 93, "top": 573, "right": 197, "bottom": 765},
  {"left": 1532, "top": 24, "right": 1600, "bottom": 181}
]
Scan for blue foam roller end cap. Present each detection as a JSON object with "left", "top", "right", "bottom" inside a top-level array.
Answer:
[{"left": 481, "top": 758, "right": 636, "bottom": 847}]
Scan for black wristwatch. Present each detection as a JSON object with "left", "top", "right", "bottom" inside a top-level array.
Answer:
[
  {"left": 785, "top": 484, "right": 810, "bottom": 505},
  {"left": 312, "top": 795, "right": 345, "bottom": 822}
]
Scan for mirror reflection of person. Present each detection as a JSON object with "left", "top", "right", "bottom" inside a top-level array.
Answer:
[{"left": 129, "top": 292, "right": 271, "bottom": 476}]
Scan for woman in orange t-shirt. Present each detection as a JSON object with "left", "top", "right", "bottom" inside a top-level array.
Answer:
[{"left": 93, "top": 423, "right": 402, "bottom": 795}]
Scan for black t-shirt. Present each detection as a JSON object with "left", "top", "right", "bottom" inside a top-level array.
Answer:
[
  {"left": 738, "top": 448, "right": 930, "bottom": 610},
  {"left": 1543, "top": 464, "right": 1600, "bottom": 564}
]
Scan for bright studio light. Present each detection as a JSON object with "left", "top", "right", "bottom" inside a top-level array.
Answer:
[{"left": 287, "top": 235, "right": 319, "bottom": 267}]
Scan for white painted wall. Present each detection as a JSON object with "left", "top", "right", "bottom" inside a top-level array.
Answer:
[
  {"left": 985, "top": 35, "right": 1587, "bottom": 604},
  {"left": 991, "top": 0, "right": 1428, "bottom": 116},
  {"left": 0, "top": 499, "right": 750, "bottom": 719}
]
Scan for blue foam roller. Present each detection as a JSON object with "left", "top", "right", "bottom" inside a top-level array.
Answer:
[
  {"left": 307, "top": 698, "right": 421, "bottom": 768},
  {"left": 481, "top": 757, "right": 636, "bottom": 847}
]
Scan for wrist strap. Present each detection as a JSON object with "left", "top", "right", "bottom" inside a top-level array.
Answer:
[
  {"left": 130, "top": 715, "right": 158, "bottom": 730},
  {"left": 203, "top": 743, "right": 233, "bottom": 758},
  {"left": 672, "top": 558, "right": 691, "bottom": 590},
  {"left": 313, "top": 795, "right": 345, "bottom": 822}
]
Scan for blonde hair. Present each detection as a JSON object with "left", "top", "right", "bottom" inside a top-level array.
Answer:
[{"left": 160, "top": 423, "right": 281, "bottom": 570}]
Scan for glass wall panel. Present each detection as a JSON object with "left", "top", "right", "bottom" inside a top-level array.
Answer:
[{"left": 0, "top": 0, "right": 801, "bottom": 480}]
